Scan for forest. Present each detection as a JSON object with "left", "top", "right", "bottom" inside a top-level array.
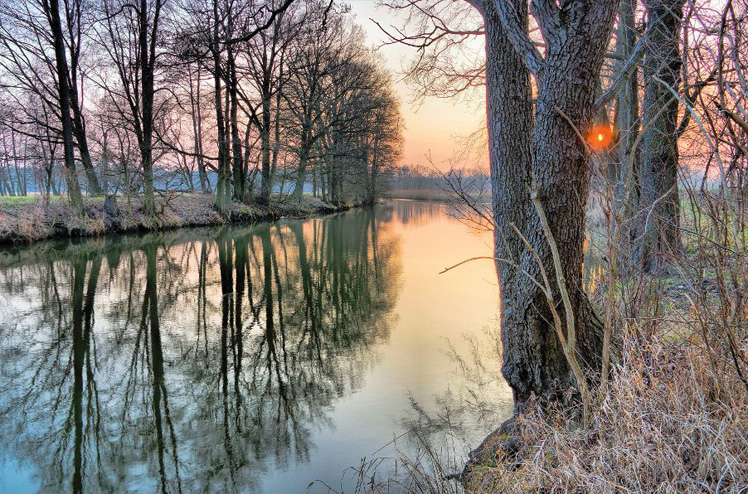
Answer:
[
  {"left": 0, "top": 0, "right": 746, "bottom": 493},
  {"left": 0, "top": 0, "right": 402, "bottom": 242}
]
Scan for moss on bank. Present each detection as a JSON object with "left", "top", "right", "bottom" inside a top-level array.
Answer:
[{"left": 0, "top": 193, "right": 347, "bottom": 245}]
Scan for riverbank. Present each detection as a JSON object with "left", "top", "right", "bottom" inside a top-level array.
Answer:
[{"left": 0, "top": 194, "right": 348, "bottom": 245}]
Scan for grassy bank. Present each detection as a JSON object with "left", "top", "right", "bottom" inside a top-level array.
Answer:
[{"left": 0, "top": 193, "right": 347, "bottom": 245}]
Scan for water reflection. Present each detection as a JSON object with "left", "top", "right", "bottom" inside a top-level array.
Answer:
[
  {"left": 384, "top": 199, "right": 446, "bottom": 227},
  {"left": 0, "top": 208, "right": 400, "bottom": 494}
]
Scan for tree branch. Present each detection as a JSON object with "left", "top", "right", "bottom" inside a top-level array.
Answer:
[{"left": 492, "top": 0, "right": 544, "bottom": 75}]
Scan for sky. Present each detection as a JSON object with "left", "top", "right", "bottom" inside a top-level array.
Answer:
[{"left": 347, "top": 0, "right": 487, "bottom": 170}]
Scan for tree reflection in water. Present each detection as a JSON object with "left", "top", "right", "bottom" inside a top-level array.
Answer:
[{"left": 0, "top": 207, "right": 400, "bottom": 494}]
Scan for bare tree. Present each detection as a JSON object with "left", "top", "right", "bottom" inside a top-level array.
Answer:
[
  {"left": 97, "top": 0, "right": 167, "bottom": 218},
  {"left": 46, "top": 0, "right": 85, "bottom": 212},
  {"left": 284, "top": 1, "right": 344, "bottom": 202},
  {"left": 387, "top": 0, "right": 620, "bottom": 412}
]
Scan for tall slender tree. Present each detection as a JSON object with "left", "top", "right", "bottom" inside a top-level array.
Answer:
[
  {"left": 99, "top": 0, "right": 166, "bottom": 218},
  {"left": 46, "top": 0, "right": 85, "bottom": 213},
  {"left": 64, "top": 0, "right": 101, "bottom": 195}
]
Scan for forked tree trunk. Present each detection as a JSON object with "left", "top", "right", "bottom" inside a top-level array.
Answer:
[{"left": 486, "top": 0, "right": 617, "bottom": 412}]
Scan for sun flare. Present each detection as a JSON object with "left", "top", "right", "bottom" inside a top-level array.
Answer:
[{"left": 588, "top": 125, "right": 613, "bottom": 151}]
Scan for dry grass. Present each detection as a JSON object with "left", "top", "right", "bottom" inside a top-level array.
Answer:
[
  {"left": 465, "top": 186, "right": 747, "bottom": 493},
  {"left": 468, "top": 338, "right": 746, "bottom": 493}
]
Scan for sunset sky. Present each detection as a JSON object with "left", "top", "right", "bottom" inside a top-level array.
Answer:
[{"left": 348, "top": 0, "right": 487, "bottom": 170}]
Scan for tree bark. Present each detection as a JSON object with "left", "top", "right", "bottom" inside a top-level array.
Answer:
[
  {"left": 637, "top": 0, "right": 685, "bottom": 272},
  {"left": 486, "top": 0, "right": 617, "bottom": 412}
]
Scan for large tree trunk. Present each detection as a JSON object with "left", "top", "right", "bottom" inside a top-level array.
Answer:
[
  {"left": 488, "top": 0, "right": 616, "bottom": 412},
  {"left": 484, "top": 4, "right": 544, "bottom": 411},
  {"left": 637, "top": 0, "right": 685, "bottom": 272}
]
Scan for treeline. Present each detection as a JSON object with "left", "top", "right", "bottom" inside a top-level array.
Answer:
[
  {"left": 0, "top": 0, "right": 402, "bottom": 215},
  {"left": 391, "top": 165, "right": 489, "bottom": 192}
]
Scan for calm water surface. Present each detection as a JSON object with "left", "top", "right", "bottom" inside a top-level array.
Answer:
[{"left": 0, "top": 201, "right": 512, "bottom": 494}]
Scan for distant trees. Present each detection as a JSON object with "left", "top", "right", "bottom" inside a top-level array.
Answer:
[
  {"left": 0, "top": 0, "right": 402, "bottom": 211},
  {"left": 317, "top": 40, "right": 402, "bottom": 205},
  {"left": 285, "top": 3, "right": 345, "bottom": 202}
]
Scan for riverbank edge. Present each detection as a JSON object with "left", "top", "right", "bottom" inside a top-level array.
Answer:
[{"left": 0, "top": 194, "right": 352, "bottom": 246}]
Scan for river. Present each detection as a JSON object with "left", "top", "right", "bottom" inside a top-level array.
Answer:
[{"left": 0, "top": 200, "right": 512, "bottom": 494}]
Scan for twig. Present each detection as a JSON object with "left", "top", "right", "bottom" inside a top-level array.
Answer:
[{"left": 439, "top": 256, "right": 494, "bottom": 275}]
